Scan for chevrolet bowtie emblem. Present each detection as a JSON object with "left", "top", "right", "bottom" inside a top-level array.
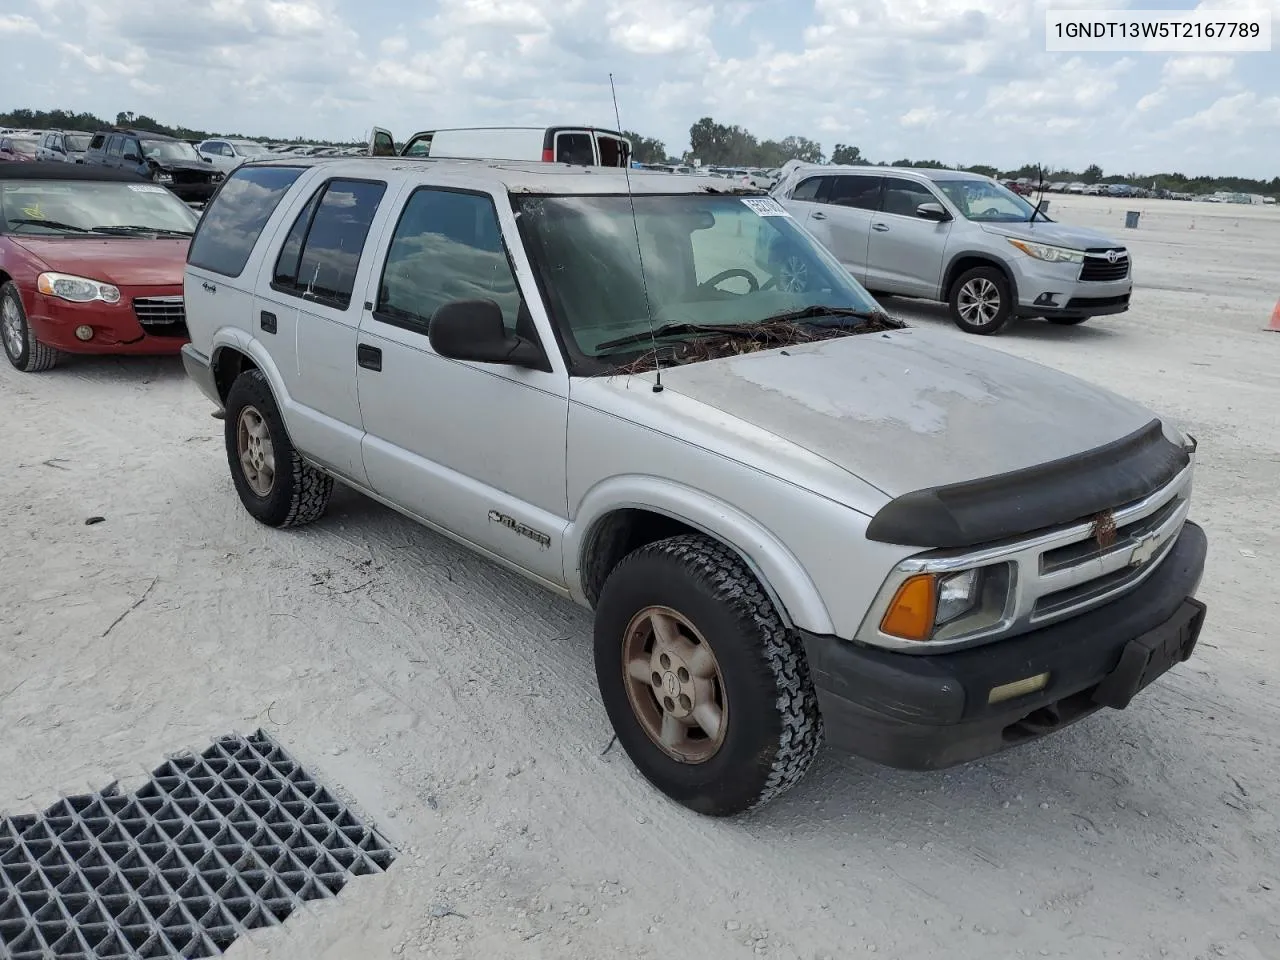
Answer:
[{"left": 1128, "top": 532, "right": 1162, "bottom": 567}]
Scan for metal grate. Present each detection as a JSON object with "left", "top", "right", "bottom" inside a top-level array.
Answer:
[
  {"left": 0, "top": 730, "right": 395, "bottom": 959},
  {"left": 131, "top": 297, "right": 186, "bottom": 335},
  {"left": 1079, "top": 250, "right": 1130, "bottom": 282}
]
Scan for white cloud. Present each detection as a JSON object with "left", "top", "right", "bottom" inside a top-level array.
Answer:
[{"left": 1, "top": 0, "right": 1276, "bottom": 178}]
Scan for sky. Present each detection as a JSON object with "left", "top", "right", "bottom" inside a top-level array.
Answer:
[{"left": 1, "top": 0, "right": 1277, "bottom": 178}]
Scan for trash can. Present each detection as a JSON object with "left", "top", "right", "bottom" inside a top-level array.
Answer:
[
  {"left": 1124, "top": 210, "right": 1141, "bottom": 229},
  {"left": 1037, "top": 199, "right": 1050, "bottom": 214}
]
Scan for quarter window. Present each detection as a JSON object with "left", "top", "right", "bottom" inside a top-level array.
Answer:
[
  {"left": 272, "top": 179, "right": 387, "bottom": 309},
  {"left": 375, "top": 188, "right": 523, "bottom": 336},
  {"left": 187, "top": 165, "right": 306, "bottom": 278}
]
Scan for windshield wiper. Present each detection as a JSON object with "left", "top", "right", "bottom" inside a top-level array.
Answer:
[
  {"left": 7, "top": 218, "right": 92, "bottom": 233},
  {"left": 761, "top": 304, "right": 893, "bottom": 326},
  {"left": 91, "top": 225, "right": 193, "bottom": 237},
  {"left": 595, "top": 322, "right": 755, "bottom": 352}
]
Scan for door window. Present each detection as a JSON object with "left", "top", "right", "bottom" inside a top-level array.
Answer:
[
  {"left": 375, "top": 188, "right": 524, "bottom": 336},
  {"left": 880, "top": 177, "right": 941, "bottom": 217},
  {"left": 106, "top": 136, "right": 124, "bottom": 158},
  {"left": 272, "top": 179, "right": 387, "bottom": 309},
  {"left": 597, "top": 135, "right": 627, "bottom": 167},
  {"left": 187, "top": 165, "right": 307, "bottom": 277},
  {"left": 827, "top": 175, "right": 881, "bottom": 210},
  {"left": 371, "top": 130, "right": 397, "bottom": 157},
  {"left": 120, "top": 139, "right": 141, "bottom": 161},
  {"left": 554, "top": 132, "right": 594, "bottom": 165}
]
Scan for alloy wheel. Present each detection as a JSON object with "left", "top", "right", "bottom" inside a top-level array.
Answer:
[
  {"left": 957, "top": 277, "right": 1001, "bottom": 326},
  {"left": 236, "top": 405, "right": 277, "bottom": 497}
]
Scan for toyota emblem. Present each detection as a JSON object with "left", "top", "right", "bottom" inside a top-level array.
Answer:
[{"left": 1107, "top": 249, "right": 1119, "bottom": 263}]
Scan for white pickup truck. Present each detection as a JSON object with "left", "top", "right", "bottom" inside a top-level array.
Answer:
[{"left": 181, "top": 157, "right": 1208, "bottom": 817}]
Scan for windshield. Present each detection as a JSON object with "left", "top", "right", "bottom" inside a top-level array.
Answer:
[
  {"left": 515, "top": 194, "right": 883, "bottom": 363},
  {"left": 65, "top": 134, "right": 91, "bottom": 152},
  {"left": 934, "top": 179, "right": 1036, "bottom": 222},
  {"left": 140, "top": 139, "right": 201, "bottom": 162},
  {"left": 233, "top": 142, "right": 269, "bottom": 156},
  {"left": 0, "top": 180, "right": 199, "bottom": 236}
]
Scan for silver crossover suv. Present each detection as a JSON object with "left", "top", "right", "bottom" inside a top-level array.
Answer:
[{"left": 770, "top": 163, "right": 1133, "bottom": 335}]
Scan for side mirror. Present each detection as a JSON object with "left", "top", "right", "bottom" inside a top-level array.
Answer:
[
  {"left": 428, "top": 299, "right": 548, "bottom": 371},
  {"left": 916, "top": 202, "right": 951, "bottom": 221}
]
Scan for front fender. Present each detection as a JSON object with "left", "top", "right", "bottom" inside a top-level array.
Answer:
[{"left": 567, "top": 475, "right": 837, "bottom": 636}]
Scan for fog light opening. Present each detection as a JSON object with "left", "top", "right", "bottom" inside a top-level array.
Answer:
[
  {"left": 74, "top": 325, "right": 94, "bottom": 342},
  {"left": 988, "top": 672, "right": 1050, "bottom": 705}
]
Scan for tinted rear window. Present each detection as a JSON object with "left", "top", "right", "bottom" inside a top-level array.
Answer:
[{"left": 187, "top": 166, "right": 306, "bottom": 278}]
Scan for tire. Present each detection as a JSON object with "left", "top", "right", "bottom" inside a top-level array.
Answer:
[
  {"left": 1046, "top": 315, "right": 1090, "bottom": 326},
  {"left": 593, "top": 534, "right": 823, "bottom": 816},
  {"left": 948, "top": 266, "right": 1013, "bottom": 335},
  {"left": 223, "top": 368, "right": 333, "bottom": 527},
  {"left": 1, "top": 281, "right": 60, "bottom": 372}
]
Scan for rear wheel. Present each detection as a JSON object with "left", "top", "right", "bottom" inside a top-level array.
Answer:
[
  {"left": 1, "top": 282, "right": 60, "bottom": 372},
  {"left": 593, "top": 534, "right": 823, "bottom": 816},
  {"left": 948, "top": 266, "right": 1013, "bottom": 335},
  {"left": 224, "top": 369, "right": 333, "bottom": 527}
]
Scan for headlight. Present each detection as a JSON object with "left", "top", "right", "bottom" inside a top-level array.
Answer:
[
  {"left": 1006, "top": 238, "right": 1084, "bottom": 264},
  {"left": 36, "top": 272, "right": 121, "bottom": 304},
  {"left": 877, "top": 562, "right": 1013, "bottom": 643}
]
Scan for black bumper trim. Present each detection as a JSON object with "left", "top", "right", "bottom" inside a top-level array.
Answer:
[
  {"left": 801, "top": 520, "right": 1207, "bottom": 770},
  {"left": 181, "top": 344, "right": 222, "bottom": 409},
  {"left": 865, "top": 418, "right": 1189, "bottom": 548}
]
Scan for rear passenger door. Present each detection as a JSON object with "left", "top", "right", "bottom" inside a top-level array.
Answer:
[
  {"left": 804, "top": 174, "right": 881, "bottom": 283},
  {"left": 262, "top": 176, "right": 390, "bottom": 483},
  {"left": 354, "top": 185, "right": 570, "bottom": 586},
  {"left": 864, "top": 176, "right": 952, "bottom": 297}
]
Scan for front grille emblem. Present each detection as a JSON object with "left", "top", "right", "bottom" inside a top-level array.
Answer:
[
  {"left": 1128, "top": 532, "right": 1163, "bottom": 567},
  {"left": 1107, "top": 249, "right": 1119, "bottom": 263}
]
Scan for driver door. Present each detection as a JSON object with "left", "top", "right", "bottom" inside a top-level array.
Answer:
[
  {"left": 864, "top": 176, "right": 951, "bottom": 297},
  {"left": 369, "top": 126, "right": 397, "bottom": 157}
]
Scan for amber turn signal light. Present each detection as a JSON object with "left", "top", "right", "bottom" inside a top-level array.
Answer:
[{"left": 880, "top": 574, "right": 937, "bottom": 641}]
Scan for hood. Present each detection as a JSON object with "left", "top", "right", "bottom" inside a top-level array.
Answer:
[
  {"left": 11, "top": 237, "right": 189, "bottom": 287},
  {"left": 980, "top": 219, "right": 1123, "bottom": 249},
  {"left": 651, "top": 326, "right": 1160, "bottom": 498},
  {"left": 149, "top": 159, "right": 216, "bottom": 175}
]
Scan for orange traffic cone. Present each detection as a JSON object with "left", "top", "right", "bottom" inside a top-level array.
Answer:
[{"left": 1267, "top": 300, "right": 1280, "bottom": 332}]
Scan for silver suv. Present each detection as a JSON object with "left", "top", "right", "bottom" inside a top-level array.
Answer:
[
  {"left": 181, "top": 157, "right": 1206, "bottom": 817},
  {"left": 770, "top": 163, "right": 1133, "bottom": 335}
]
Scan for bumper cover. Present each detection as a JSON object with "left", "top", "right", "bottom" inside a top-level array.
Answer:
[
  {"left": 181, "top": 344, "right": 222, "bottom": 408},
  {"left": 802, "top": 520, "right": 1207, "bottom": 770}
]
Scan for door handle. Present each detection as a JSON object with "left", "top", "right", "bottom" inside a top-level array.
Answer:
[
  {"left": 811, "top": 211, "right": 828, "bottom": 220},
  {"left": 357, "top": 343, "right": 382, "bottom": 372},
  {"left": 872, "top": 223, "right": 890, "bottom": 232},
  {"left": 260, "top": 310, "right": 277, "bottom": 334}
]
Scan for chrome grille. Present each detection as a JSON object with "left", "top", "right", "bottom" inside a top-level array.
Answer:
[
  {"left": 1079, "top": 248, "right": 1130, "bottom": 282},
  {"left": 132, "top": 295, "right": 187, "bottom": 336}
]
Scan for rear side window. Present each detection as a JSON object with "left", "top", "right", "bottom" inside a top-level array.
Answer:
[
  {"left": 89, "top": 134, "right": 105, "bottom": 151},
  {"left": 790, "top": 176, "right": 827, "bottom": 202},
  {"left": 271, "top": 179, "right": 386, "bottom": 309},
  {"left": 187, "top": 166, "right": 306, "bottom": 278},
  {"left": 555, "top": 133, "right": 594, "bottom": 165},
  {"left": 597, "top": 136, "right": 626, "bottom": 167},
  {"left": 828, "top": 175, "right": 881, "bottom": 210}
]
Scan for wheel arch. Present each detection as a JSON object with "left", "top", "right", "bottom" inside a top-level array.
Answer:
[
  {"left": 942, "top": 253, "right": 1019, "bottom": 305},
  {"left": 571, "top": 479, "right": 836, "bottom": 636}
]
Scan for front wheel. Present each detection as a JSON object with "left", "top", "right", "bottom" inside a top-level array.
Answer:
[
  {"left": 224, "top": 369, "right": 333, "bottom": 527},
  {"left": 593, "top": 534, "right": 823, "bottom": 816},
  {"left": 1, "top": 282, "right": 60, "bottom": 372},
  {"left": 948, "top": 266, "right": 1013, "bottom": 335}
]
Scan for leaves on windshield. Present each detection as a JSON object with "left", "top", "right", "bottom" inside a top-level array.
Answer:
[{"left": 613, "top": 314, "right": 901, "bottom": 374}]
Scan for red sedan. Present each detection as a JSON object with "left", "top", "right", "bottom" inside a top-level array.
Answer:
[{"left": 1, "top": 162, "right": 199, "bottom": 371}]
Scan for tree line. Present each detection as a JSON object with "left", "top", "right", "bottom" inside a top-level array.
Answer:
[
  {"left": 5, "top": 107, "right": 1275, "bottom": 196},
  {"left": 632, "top": 115, "right": 1280, "bottom": 197}
]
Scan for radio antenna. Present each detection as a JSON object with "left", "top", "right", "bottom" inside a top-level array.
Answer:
[{"left": 609, "top": 72, "right": 663, "bottom": 393}]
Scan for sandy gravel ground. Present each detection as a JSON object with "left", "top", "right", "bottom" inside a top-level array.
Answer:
[{"left": 2, "top": 193, "right": 1279, "bottom": 960}]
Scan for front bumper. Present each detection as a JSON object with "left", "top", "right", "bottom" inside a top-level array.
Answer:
[
  {"left": 1012, "top": 257, "right": 1133, "bottom": 318},
  {"left": 801, "top": 520, "right": 1207, "bottom": 770},
  {"left": 165, "top": 180, "right": 219, "bottom": 203},
  {"left": 28, "top": 292, "right": 187, "bottom": 355}
]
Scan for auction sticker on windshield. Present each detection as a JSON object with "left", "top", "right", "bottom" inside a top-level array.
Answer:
[
  {"left": 741, "top": 197, "right": 790, "bottom": 216},
  {"left": 128, "top": 184, "right": 170, "bottom": 194}
]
